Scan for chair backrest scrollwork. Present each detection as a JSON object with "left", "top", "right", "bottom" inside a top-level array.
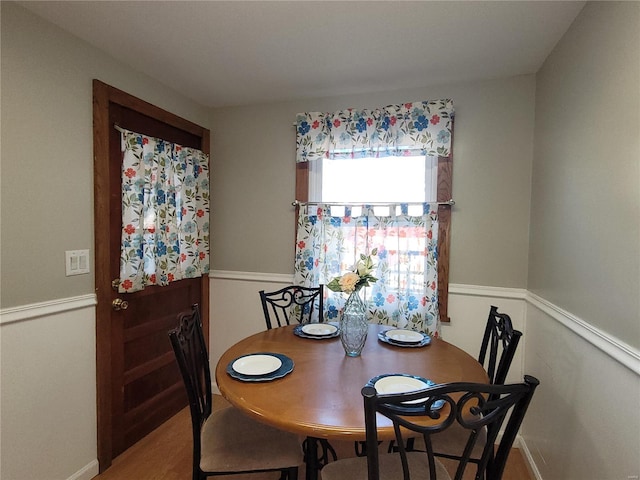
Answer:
[
  {"left": 363, "top": 376, "right": 540, "bottom": 480},
  {"left": 259, "top": 285, "right": 324, "bottom": 329}
]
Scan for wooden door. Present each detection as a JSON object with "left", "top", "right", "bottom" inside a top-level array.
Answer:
[{"left": 93, "top": 80, "right": 210, "bottom": 471}]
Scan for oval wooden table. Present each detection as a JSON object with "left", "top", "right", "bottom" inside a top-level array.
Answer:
[{"left": 215, "top": 324, "right": 488, "bottom": 480}]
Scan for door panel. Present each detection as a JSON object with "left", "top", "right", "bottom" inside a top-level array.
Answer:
[
  {"left": 113, "top": 279, "right": 201, "bottom": 456},
  {"left": 93, "top": 80, "right": 210, "bottom": 470}
]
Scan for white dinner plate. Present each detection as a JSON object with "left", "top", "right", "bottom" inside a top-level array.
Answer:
[
  {"left": 301, "top": 323, "right": 338, "bottom": 336},
  {"left": 374, "top": 374, "right": 430, "bottom": 395},
  {"left": 384, "top": 329, "right": 425, "bottom": 344},
  {"left": 373, "top": 374, "right": 439, "bottom": 405},
  {"left": 232, "top": 354, "right": 282, "bottom": 376}
]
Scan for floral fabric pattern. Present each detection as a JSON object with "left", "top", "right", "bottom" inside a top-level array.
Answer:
[
  {"left": 293, "top": 204, "right": 439, "bottom": 335},
  {"left": 119, "top": 129, "right": 210, "bottom": 293},
  {"left": 295, "top": 99, "right": 454, "bottom": 162}
]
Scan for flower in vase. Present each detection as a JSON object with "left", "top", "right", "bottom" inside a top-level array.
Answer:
[
  {"left": 327, "top": 249, "right": 378, "bottom": 294},
  {"left": 339, "top": 272, "right": 360, "bottom": 293}
]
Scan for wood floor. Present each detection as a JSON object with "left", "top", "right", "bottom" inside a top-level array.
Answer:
[{"left": 94, "top": 395, "right": 534, "bottom": 480}]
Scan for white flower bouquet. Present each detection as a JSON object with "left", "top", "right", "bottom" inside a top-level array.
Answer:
[{"left": 327, "top": 249, "right": 378, "bottom": 294}]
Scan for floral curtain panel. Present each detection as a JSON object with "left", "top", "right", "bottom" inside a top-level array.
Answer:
[
  {"left": 293, "top": 204, "right": 440, "bottom": 335},
  {"left": 118, "top": 129, "right": 210, "bottom": 293},
  {"left": 295, "top": 99, "right": 454, "bottom": 162}
]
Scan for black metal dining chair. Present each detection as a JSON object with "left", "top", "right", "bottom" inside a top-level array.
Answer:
[
  {"left": 169, "top": 304, "right": 303, "bottom": 480},
  {"left": 478, "top": 305, "right": 522, "bottom": 385},
  {"left": 260, "top": 284, "right": 324, "bottom": 329},
  {"left": 377, "top": 305, "right": 524, "bottom": 465},
  {"left": 321, "top": 376, "right": 539, "bottom": 480},
  {"left": 259, "top": 285, "right": 337, "bottom": 469},
  {"left": 425, "top": 305, "right": 523, "bottom": 474}
]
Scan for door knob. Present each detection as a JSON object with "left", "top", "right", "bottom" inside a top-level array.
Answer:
[{"left": 112, "top": 298, "right": 129, "bottom": 311}]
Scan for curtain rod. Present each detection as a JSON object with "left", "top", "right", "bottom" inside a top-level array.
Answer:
[{"left": 292, "top": 199, "right": 455, "bottom": 207}]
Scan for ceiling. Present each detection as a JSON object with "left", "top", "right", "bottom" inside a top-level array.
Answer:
[{"left": 19, "top": 1, "right": 585, "bottom": 108}]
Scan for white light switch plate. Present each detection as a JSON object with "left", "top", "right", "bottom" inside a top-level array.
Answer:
[{"left": 65, "top": 249, "right": 90, "bottom": 276}]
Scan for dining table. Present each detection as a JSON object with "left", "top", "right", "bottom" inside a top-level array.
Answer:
[{"left": 215, "top": 323, "right": 489, "bottom": 480}]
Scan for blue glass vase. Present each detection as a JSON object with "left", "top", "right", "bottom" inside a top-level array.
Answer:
[{"left": 340, "top": 290, "right": 368, "bottom": 357}]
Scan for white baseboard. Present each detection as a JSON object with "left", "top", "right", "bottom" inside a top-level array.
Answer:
[
  {"left": 67, "top": 459, "right": 99, "bottom": 480},
  {"left": 518, "top": 437, "right": 543, "bottom": 480}
]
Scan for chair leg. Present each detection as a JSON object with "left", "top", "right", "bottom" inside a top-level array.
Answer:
[
  {"left": 320, "top": 439, "right": 337, "bottom": 463},
  {"left": 303, "top": 437, "right": 337, "bottom": 467},
  {"left": 356, "top": 440, "right": 385, "bottom": 456},
  {"left": 279, "top": 466, "right": 298, "bottom": 480},
  {"left": 388, "top": 437, "right": 416, "bottom": 453}
]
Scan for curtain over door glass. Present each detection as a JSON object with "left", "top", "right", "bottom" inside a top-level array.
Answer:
[{"left": 118, "top": 129, "right": 210, "bottom": 293}]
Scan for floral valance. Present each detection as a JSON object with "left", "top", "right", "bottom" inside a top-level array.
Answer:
[{"left": 295, "top": 99, "right": 454, "bottom": 162}]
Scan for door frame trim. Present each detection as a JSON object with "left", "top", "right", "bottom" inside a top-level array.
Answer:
[{"left": 92, "top": 80, "right": 210, "bottom": 471}]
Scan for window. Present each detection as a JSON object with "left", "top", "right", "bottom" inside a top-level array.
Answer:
[
  {"left": 296, "top": 154, "right": 453, "bottom": 324},
  {"left": 294, "top": 100, "right": 454, "bottom": 325},
  {"left": 309, "top": 155, "right": 437, "bottom": 204}
]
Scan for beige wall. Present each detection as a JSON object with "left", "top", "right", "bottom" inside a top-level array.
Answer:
[
  {"left": 529, "top": 1, "right": 640, "bottom": 349},
  {"left": 0, "top": 3, "right": 208, "bottom": 479},
  {"left": 523, "top": 2, "right": 640, "bottom": 479},
  {"left": 210, "top": 75, "right": 536, "bottom": 288},
  {"left": 2, "top": 0, "right": 538, "bottom": 302},
  {"left": 0, "top": 2, "right": 210, "bottom": 308}
]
